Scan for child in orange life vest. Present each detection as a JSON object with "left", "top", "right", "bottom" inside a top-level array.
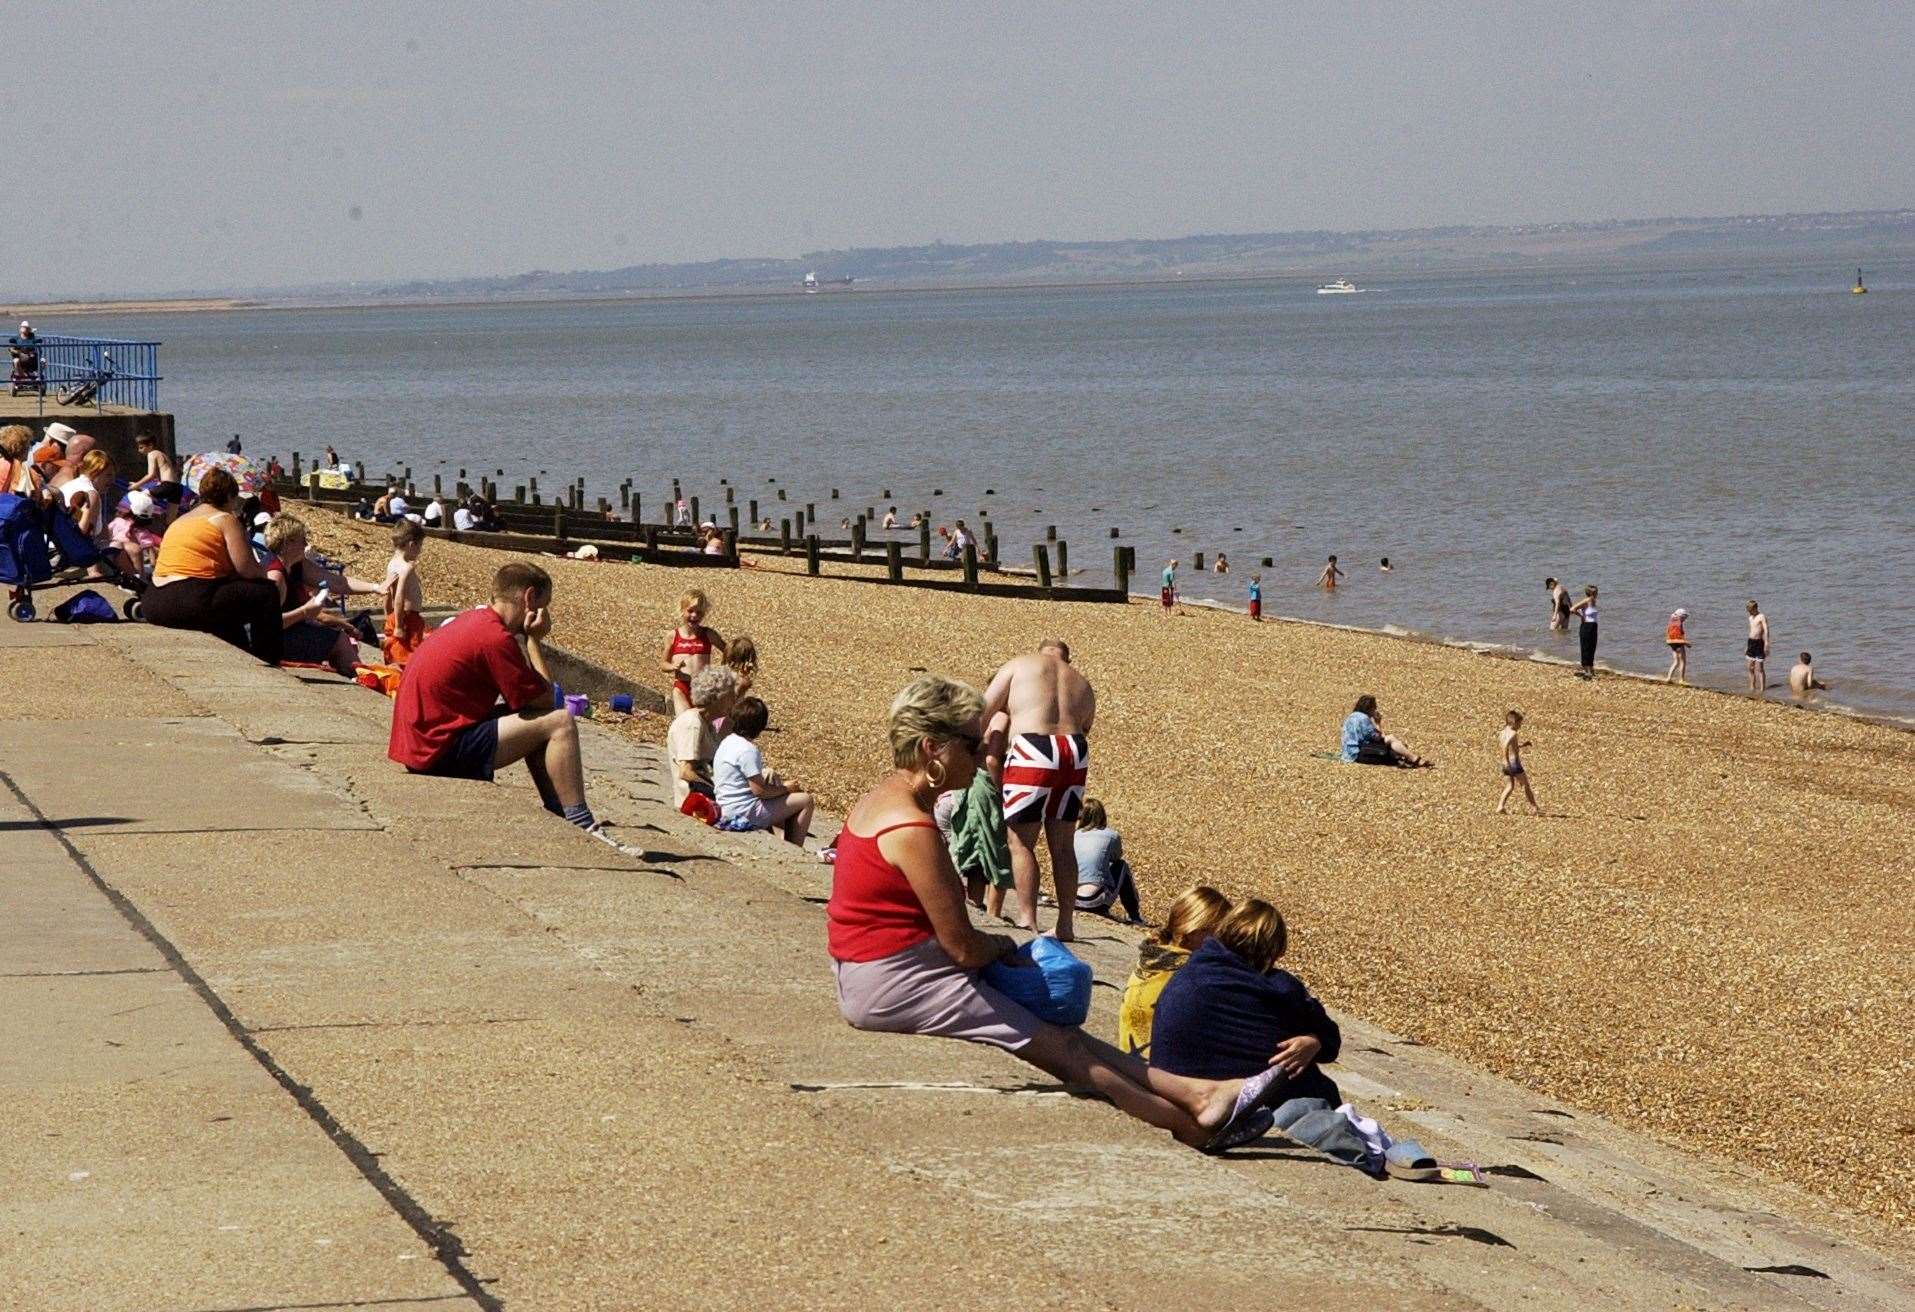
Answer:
[{"left": 380, "top": 519, "right": 428, "bottom": 666}]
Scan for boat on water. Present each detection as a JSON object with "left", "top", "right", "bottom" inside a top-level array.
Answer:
[
  {"left": 1316, "top": 278, "right": 1364, "bottom": 295},
  {"left": 1852, "top": 267, "right": 1868, "bottom": 295}
]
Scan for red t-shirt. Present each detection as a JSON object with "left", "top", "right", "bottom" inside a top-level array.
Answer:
[{"left": 388, "top": 607, "right": 547, "bottom": 770}]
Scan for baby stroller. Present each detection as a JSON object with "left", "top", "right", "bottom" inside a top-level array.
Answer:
[{"left": 1, "top": 492, "right": 146, "bottom": 622}]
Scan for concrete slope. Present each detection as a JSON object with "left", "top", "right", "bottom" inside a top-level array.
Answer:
[{"left": 1, "top": 617, "right": 1907, "bottom": 1311}]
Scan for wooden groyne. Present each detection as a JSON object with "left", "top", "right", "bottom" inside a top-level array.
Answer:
[{"left": 274, "top": 464, "right": 1127, "bottom": 605}]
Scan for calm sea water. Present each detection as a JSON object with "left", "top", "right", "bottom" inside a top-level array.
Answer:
[{"left": 136, "top": 259, "right": 1913, "bottom": 720}]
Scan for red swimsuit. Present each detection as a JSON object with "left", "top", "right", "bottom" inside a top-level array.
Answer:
[{"left": 665, "top": 626, "right": 713, "bottom": 698}]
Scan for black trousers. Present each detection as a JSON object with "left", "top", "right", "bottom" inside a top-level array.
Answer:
[
  {"left": 143, "top": 576, "right": 283, "bottom": 665},
  {"left": 1579, "top": 621, "right": 1598, "bottom": 672}
]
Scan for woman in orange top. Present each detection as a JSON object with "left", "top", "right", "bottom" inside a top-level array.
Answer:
[
  {"left": 142, "top": 466, "right": 283, "bottom": 664},
  {"left": 1665, "top": 608, "right": 1691, "bottom": 685}
]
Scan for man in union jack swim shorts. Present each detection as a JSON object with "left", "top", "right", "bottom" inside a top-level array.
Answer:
[{"left": 983, "top": 639, "right": 1097, "bottom": 941}]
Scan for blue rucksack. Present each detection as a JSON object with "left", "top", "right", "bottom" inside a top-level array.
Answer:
[
  {"left": 53, "top": 588, "right": 120, "bottom": 623},
  {"left": 0, "top": 493, "right": 52, "bottom": 586}
]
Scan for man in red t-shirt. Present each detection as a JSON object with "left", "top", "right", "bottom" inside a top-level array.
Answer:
[{"left": 389, "top": 561, "right": 612, "bottom": 841}]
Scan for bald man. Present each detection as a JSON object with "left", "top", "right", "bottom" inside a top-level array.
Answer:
[{"left": 982, "top": 639, "right": 1096, "bottom": 941}]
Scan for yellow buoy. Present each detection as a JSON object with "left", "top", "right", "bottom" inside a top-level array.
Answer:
[{"left": 1852, "top": 267, "right": 1867, "bottom": 294}]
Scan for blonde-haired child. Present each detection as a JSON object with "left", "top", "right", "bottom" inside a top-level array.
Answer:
[
  {"left": 1117, "top": 886, "right": 1232, "bottom": 1058},
  {"left": 660, "top": 587, "right": 726, "bottom": 715}
]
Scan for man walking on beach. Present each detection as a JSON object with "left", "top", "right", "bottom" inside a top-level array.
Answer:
[{"left": 983, "top": 639, "right": 1096, "bottom": 941}]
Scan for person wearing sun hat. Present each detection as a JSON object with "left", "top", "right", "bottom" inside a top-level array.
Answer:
[
  {"left": 30, "top": 421, "right": 76, "bottom": 470},
  {"left": 1665, "top": 607, "right": 1692, "bottom": 684}
]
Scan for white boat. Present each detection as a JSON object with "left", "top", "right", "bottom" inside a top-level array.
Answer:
[
  {"left": 1316, "top": 278, "right": 1364, "bottom": 295},
  {"left": 802, "top": 271, "right": 819, "bottom": 294}
]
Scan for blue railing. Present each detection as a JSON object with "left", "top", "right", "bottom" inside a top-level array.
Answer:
[{"left": 9, "top": 334, "right": 162, "bottom": 411}]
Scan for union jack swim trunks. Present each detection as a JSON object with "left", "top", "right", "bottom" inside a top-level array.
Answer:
[{"left": 1001, "top": 733, "right": 1089, "bottom": 825}]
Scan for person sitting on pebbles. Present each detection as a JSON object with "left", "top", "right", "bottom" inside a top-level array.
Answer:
[{"left": 1340, "top": 694, "right": 1433, "bottom": 768}]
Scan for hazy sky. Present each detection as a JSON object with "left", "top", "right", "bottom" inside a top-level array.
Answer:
[{"left": 16, "top": 1, "right": 1913, "bottom": 296}]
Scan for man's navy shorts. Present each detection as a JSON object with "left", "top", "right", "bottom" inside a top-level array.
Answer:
[{"left": 413, "top": 711, "right": 503, "bottom": 781}]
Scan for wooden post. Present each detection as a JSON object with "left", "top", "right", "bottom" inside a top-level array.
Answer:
[
  {"left": 528, "top": 476, "right": 538, "bottom": 501},
  {"left": 985, "top": 533, "right": 999, "bottom": 568},
  {"left": 1194, "top": 551, "right": 1204, "bottom": 572},
  {"left": 749, "top": 498, "right": 759, "bottom": 523},
  {"left": 727, "top": 506, "right": 739, "bottom": 533},
  {"left": 723, "top": 528, "right": 737, "bottom": 561},
  {"left": 1056, "top": 540, "right": 1069, "bottom": 583},
  {"left": 305, "top": 472, "right": 318, "bottom": 501},
  {"left": 851, "top": 519, "right": 865, "bottom": 561},
  {"left": 1109, "top": 526, "right": 1120, "bottom": 538},
  {"left": 1033, "top": 544, "right": 1052, "bottom": 590},
  {"left": 291, "top": 452, "right": 302, "bottom": 480},
  {"left": 831, "top": 488, "right": 839, "bottom": 499},
  {"left": 780, "top": 518, "right": 792, "bottom": 554},
  {"left": 962, "top": 542, "right": 979, "bottom": 591},
  {"left": 919, "top": 518, "right": 932, "bottom": 564},
  {"left": 1260, "top": 556, "right": 1273, "bottom": 567},
  {"left": 1046, "top": 524, "right": 1057, "bottom": 541},
  {"left": 885, "top": 542, "right": 903, "bottom": 583},
  {"left": 690, "top": 496, "right": 700, "bottom": 525},
  {"left": 631, "top": 495, "right": 642, "bottom": 525},
  {"left": 620, "top": 481, "right": 630, "bottom": 509},
  {"left": 643, "top": 525, "right": 659, "bottom": 556},
  {"left": 1114, "top": 546, "right": 1130, "bottom": 594},
  {"left": 777, "top": 488, "right": 786, "bottom": 501},
  {"left": 553, "top": 505, "right": 567, "bottom": 541},
  {"left": 725, "top": 486, "right": 734, "bottom": 503},
  {"left": 531, "top": 488, "right": 541, "bottom": 506},
  {"left": 806, "top": 501, "right": 816, "bottom": 524},
  {"left": 806, "top": 535, "right": 821, "bottom": 576},
  {"left": 433, "top": 473, "right": 442, "bottom": 495},
  {"left": 597, "top": 497, "right": 610, "bottom": 517}
]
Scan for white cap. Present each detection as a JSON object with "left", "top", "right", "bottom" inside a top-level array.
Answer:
[
  {"left": 126, "top": 489, "right": 156, "bottom": 519},
  {"left": 254, "top": 512, "right": 272, "bottom": 527},
  {"left": 18, "top": 320, "right": 28, "bottom": 332},
  {"left": 1673, "top": 607, "right": 1689, "bottom": 619}
]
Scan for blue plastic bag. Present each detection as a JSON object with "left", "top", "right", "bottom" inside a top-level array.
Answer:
[
  {"left": 983, "top": 937, "right": 1093, "bottom": 1026},
  {"left": 53, "top": 589, "right": 119, "bottom": 624}
]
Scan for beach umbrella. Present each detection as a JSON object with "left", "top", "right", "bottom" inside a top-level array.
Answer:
[{"left": 181, "top": 452, "right": 269, "bottom": 496}]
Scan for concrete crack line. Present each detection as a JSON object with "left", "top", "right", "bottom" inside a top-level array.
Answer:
[
  {"left": 0, "top": 966, "right": 170, "bottom": 979},
  {"left": 0, "top": 771, "right": 499, "bottom": 1312},
  {"left": 247, "top": 1018, "right": 531, "bottom": 1035}
]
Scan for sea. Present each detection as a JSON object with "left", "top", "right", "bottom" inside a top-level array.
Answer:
[{"left": 134, "top": 257, "right": 1913, "bottom": 722}]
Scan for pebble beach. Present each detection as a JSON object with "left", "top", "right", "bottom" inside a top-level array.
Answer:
[{"left": 306, "top": 506, "right": 1914, "bottom": 1243}]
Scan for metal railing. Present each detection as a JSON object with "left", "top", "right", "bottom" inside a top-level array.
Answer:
[{"left": 8, "top": 334, "right": 162, "bottom": 411}]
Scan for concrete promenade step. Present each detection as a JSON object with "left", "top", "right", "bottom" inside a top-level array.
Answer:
[{"left": 2, "top": 616, "right": 1909, "bottom": 1311}]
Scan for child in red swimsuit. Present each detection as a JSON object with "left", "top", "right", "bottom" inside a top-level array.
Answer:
[{"left": 660, "top": 587, "right": 726, "bottom": 714}]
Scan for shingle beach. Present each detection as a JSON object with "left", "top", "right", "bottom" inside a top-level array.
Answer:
[{"left": 308, "top": 507, "right": 1914, "bottom": 1241}]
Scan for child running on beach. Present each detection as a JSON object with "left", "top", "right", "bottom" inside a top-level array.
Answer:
[
  {"left": 1248, "top": 573, "right": 1262, "bottom": 622},
  {"left": 1496, "top": 710, "right": 1541, "bottom": 815},
  {"left": 381, "top": 520, "right": 427, "bottom": 667},
  {"left": 1316, "top": 555, "right": 1343, "bottom": 590},
  {"left": 1665, "top": 608, "right": 1691, "bottom": 683},
  {"left": 661, "top": 587, "right": 726, "bottom": 715}
]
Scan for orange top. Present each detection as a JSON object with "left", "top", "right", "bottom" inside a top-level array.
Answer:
[
  {"left": 154, "top": 512, "right": 234, "bottom": 580},
  {"left": 1666, "top": 618, "right": 1688, "bottom": 644}
]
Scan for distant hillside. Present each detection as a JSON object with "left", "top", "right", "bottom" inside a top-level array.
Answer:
[{"left": 334, "top": 209, "right": 1913, "bottom": 303}]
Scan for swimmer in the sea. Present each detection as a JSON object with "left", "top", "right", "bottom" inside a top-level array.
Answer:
[
  {"left": 1316, "top": 555, "right": 1344, "bottom": 590},
  {"left": 1788, "top": 652, "right": 1828, "bottom": 700}
]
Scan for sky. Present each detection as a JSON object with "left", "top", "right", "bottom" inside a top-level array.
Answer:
[{"left": 15, "top": 1, "right": 1914, "bottom": 297}]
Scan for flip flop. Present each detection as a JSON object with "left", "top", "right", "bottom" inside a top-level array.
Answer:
[
  {"left": 1202, "top": 1066, "right": 1288, "bottom": 1154},
  {"left": 1202, "top": 1104, "right": 1275, "bottom": 1155},
  {"left": 1385, "top": 1140, "right": 1439, "bottom": 1181}
]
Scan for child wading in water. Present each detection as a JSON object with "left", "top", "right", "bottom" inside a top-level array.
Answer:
[
  {"left": 1665, "top": 608, "right": 1691, "bottom": 684},
  {"left": 1496, "top": 710, "right": 1541, "bottom": 815},
  {"left": 1316, "top": 554, "right": 1344, "bottom": 590},
  {"left": 381, "top": 520, "right": 427, "bottom": 667},
  {"left": 661, "top": 587, "right": 726, "bottom": 715}
]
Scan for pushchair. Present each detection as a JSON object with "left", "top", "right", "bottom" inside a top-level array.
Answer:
[{"left": 1, "top": 492, "right": 147, "bottom": 622}]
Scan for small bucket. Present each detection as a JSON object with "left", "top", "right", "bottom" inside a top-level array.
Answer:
[
  {"left": 565, "top": 693, "right": 590, "bottom": 718},
  {"left": 609, "top": 692, "right": 635, "bottom": 714}
]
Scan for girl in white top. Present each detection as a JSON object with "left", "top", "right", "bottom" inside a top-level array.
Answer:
[{"left": 61, "top": 449, "right": 116, "bottom": 548}]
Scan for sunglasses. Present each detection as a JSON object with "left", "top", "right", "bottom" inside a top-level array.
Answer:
[{"left": 947, "top": 731, "right": 984, "bottom": 756}]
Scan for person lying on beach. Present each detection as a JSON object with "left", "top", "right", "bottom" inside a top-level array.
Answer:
[
  {"left": 982, "top": 639, "right": 1097, "bottom": 940},
  {"left": 661, "top": 587, "right": 726, "bottom": 715},
  {"left": 1746, "top": 600, "right": 1770, "bottom": 694},
  {"left": 1118, "top": 886, "right": 1232, "bottom": 1058},
  {"left": 1340, "top": 694, "right": 1433, "bottom": 768},
  {"left": 1547, "top": 577, "right": 1570, "bottom": 631},
  {"left": 1789, "top": 653, "right": 1828, "bottom": 700},
  {"left": 1665, "top": 608, "right": 1691, "bottom": 683},
  {"left": 712, "top": 695, "right": 815, "bottom": 845},
  {"left": 668, "top": 665, "right": 737, "bottom": 814},
  {"left": 1150, "top": 898, "right": 1343, "bottom": 1109},
  {"left": 1316, "top": 555, "right": 1343, "bottom": 590},
  {"left": 1072, "top": 797, "right": 1141, "bottom": 924},
  {"left": 387, "top": 561, "right": 628, "bottom": 851},
  {"left": 933, "top": 709, "right": 1013, "bottom": 917},
  {"left": 1496, "top": 709, "right": 1541, "bottom": 815},
  {"left": 827, "top": 675, "right": 1274, "bottom": 1153}
]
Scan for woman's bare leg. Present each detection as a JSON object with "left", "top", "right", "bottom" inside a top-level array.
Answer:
[{"left": 1015, "top": 1023, "right": 1240, "bottom": 1147}]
